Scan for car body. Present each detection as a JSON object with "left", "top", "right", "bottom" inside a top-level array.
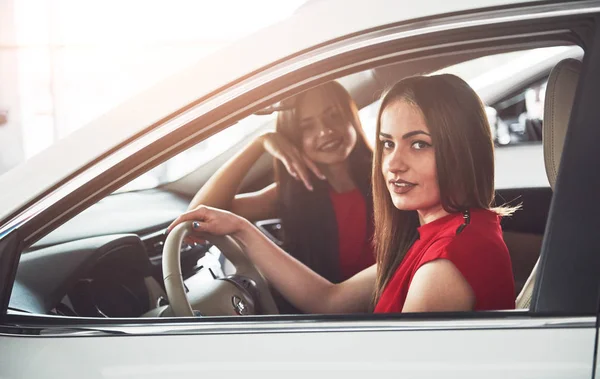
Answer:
[{"left": 2, "top": 0, "right": 600, "bottom": 378}]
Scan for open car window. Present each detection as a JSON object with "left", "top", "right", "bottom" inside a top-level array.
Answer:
[
  {"left": 360, "top": 45, "right": 583, "bottom": 190},
  {"left": 10, "top": 41, "right": 584, "bottom": 320},
  {"left": 115, "top": 45, "right": 583, "bottom": 194},
  {"left": 116, "top": 113, "right": 276, "bottom": 193}
]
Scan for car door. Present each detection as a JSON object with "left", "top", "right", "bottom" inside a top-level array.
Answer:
[{"left": 2, "top": 3, "right": 600, "bottom": 379}]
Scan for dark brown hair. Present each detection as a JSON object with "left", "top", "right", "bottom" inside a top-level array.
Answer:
[
  {"left": 275, "top": 81, "right": 373, "bottom": 284},
  {"left": 372, "top": 74, "right": 507, "bottom": 303}
]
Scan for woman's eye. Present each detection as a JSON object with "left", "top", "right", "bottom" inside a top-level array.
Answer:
[
  {"left": 381, "top": 140, "right": 394, "bottom": 149},
  {"left": 411, "top": 140, "right": 431, "bottom": 150}
]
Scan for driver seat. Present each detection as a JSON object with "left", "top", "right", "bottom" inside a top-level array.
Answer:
[{"left": 515, "top": 58, "right": 582, "bottom": 309}]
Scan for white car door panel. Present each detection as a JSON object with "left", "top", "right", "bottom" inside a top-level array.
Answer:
[{"left": 0, "top": 318, "right": 595, "bottom": 378}]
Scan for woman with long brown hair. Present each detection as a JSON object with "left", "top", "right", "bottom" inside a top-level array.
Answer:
[
  {"left": 180, "top": 81, "right": 374, "bottom": 295},
  {"left": 169, "top": 74, "right": 516, "bottom": 313}
]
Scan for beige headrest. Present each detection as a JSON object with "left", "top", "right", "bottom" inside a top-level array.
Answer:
[{"left": 544, "top": 58, "right": 581, "bottom": 189}]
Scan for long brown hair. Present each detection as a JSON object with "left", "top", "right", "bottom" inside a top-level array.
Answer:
[
  {"left": 372, "top": 74, "right": 505, "bottom": 303},
  {"left": 275, "top": 81, "right": 372, "bottom": 284}
]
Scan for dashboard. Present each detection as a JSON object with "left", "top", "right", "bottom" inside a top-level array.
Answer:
[{"left": 9, "top": 189, "right": 230, "bottom": 317}]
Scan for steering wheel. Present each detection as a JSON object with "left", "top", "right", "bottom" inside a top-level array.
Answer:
[{"left": 163, "top": 221, "right": 279, "bottom": 317}]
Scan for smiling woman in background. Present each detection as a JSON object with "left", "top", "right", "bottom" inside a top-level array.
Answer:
[{"left": 178, "top": 81, "right": 374, "bottom": 311}]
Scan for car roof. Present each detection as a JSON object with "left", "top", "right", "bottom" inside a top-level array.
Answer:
[{"left": 0, "top": 0, "right": 543, "bottom": 225}]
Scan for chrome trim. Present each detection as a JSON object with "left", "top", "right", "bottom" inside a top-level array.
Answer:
[
  {"left": 0, "top": 315, "right": 595, "bottom": 338},
  {"left": 222, "top": 275, "right": 260, "bottom": 313},
  {"left": 0, "top": 1, "right": 597, "bottom": 243},
  {"left": 140, "top": 228, "right": 168, "bottom": 242}
]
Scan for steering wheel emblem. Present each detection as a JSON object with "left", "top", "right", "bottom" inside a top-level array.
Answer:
[{"left": 232, "top": 296, "right": 249, "bottom": 315}]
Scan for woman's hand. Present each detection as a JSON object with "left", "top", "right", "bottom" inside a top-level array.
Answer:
[
  {"left": 167, "top": 205, "right": 250, "bottom": 237},
  {"left": 260, "top": 132, "right": 325, "bottom": 191}
]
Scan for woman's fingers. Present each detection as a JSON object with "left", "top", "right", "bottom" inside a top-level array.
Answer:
[
  {"left": 264, "top": 133, "right": 319, "bottom": 191},
  {"left": 168, "top": 205, "right": 246, "bottom": 238},
  {"left": 167, "top": 205, "right": 209, "bottom": 233},
  {"left": 288, "top": 149, "right": 318, "bottom": 190},
  {"left": 276, "top": 150, "right": 313, "bottom": 191},
  {"left": 279, "top": 155, "right": 299, "bottom": 180},
  {"left": 265, "top": 139, "right": 300, "bottom": 180},
  {"left": 302, "top": 154, "right": 326, "bottom": 180},
  {"left": 290, "top": 160, "right": 313, "bottom": 191}
]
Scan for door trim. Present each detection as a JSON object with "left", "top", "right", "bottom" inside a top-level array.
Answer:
[{"left": 1, "top": 313, "right": 595, "bottom": 337}]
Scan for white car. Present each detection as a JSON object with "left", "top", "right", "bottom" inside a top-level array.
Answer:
[{"left": 1, "top": 0, "right": 600, "bottom": 378}]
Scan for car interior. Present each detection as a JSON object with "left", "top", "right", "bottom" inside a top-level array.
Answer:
[{"left": 7, "top": 41, "right": 584, "bottom": 319}]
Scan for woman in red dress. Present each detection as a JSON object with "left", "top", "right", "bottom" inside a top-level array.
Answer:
[{"left": 170, "top": 74, "right": 516, "bottom": 314}]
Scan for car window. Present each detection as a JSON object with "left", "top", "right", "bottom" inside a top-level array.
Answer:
[
  {"left": 116, "top": 114, "right": 276, "bottom": 192},
  {"left": 359, "top": 46, "right": 583, "bottom": 189},
  {"left": 123, "top": 47, "right": 581, "bottom": 193},
  {"left": 358, "top": 86, "right": 544, "bottom": 148},
  {"left": 491, "top": 80, "right": 549, "bottom": 189},
  {"left": 9, "top": 43, "right": 586, "bottom": 321},
  {"left": 494, "top": 80, "right": 546, "bottom": 145}
]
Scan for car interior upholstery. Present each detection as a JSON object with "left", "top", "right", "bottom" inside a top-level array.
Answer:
[{"left": 515, "top": 58, "right": 582, "bottom": 309}]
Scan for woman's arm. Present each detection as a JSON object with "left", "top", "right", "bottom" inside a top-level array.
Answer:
[
  {"left": 169, "top": 206, "right": 375, "bottom": 314},
  {"left": 235, "top": 221, "right": 376, "bottom": 314},
  {"left": 187, "top": 136, "right": 275, "bottom": 220},
  {"left": 186, "top": 132, "right": 325, "bottom": 222},
  {"left": 402, "top": 260, "right": 475, "bottom": 312}
]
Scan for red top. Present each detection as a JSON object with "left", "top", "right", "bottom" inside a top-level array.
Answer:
[
  {"left": 374, "top": 208, "right": 515, "bottom": 313},
  {"left": 329, "top": 188, "right": 375, "bottom": 281}
]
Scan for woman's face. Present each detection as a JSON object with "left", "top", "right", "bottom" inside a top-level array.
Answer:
[
  {"left": 296, "top": 88, "right": 357, "bottom": 165},
  {"left": 379, "top": 99, "right": 442, "bottom": 215}
]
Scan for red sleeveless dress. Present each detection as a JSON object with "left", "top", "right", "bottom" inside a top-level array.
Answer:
[
  {"left": 328, "top": 188, "right": 375, "bottom": 281},
  {"left": 374, "top": 209, "right": 515, "bottom": 312}
]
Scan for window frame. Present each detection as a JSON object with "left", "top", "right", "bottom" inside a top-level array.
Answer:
[
  {"left": 1, "top": 3, "right": 599, "bottom": 328},
  {"left": 531, "top": 15, "right": 600, "bottom": 314}
]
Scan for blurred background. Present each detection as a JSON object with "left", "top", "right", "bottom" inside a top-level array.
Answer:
[
  {"left": 0, "top": 0, "right": 307, "bottom": 175},
  {"left": 0, "top": 0, "right": 581, "bottom": 193}
]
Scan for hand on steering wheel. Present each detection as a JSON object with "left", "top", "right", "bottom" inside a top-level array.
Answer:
[
  {"left": 168, "top": 205, "right": 242, "bottom": 236},
  {"left": 164, "top": 207, "right": 279, "bottom": 317}
]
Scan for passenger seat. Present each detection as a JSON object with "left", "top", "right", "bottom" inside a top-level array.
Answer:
[{"left": 515, "top": 58, "right": 582, "bottom": 309}]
